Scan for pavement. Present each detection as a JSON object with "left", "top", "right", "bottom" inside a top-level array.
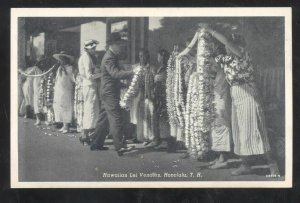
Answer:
[{"left": 18, "top": 117, "right": 284, "bottom": 182}]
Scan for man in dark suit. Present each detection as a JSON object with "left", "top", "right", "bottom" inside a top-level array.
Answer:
[{"left": 90, "top": 33, "right": 135, "bottom": 156}]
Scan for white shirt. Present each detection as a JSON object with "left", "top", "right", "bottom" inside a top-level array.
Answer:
[{"left": 78, "top": 51, "right": 97, "bottom": 86}]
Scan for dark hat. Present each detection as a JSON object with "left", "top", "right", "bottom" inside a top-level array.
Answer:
[
  {"left": 53, "top": 51, "right": 74, "bottom": 63},
  {"left": 106, "top": 32, "right": 126, "bottom": 45}
]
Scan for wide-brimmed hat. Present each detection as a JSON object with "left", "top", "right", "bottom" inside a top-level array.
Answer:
[
  {"left": 106, "top": 32, "right": 126, "bottom": 45},
  {"left": 84, "top": 39, "right": 99, "bottom": 49},
  {"left": 53, "top": 51, "right": 75, "bottom": 64}
]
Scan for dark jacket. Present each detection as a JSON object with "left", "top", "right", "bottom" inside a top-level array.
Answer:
[{"left": 100, "top": 49, "right": 133, "bottom": 98}]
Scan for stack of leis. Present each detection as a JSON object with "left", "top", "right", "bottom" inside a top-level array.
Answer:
[
  {"left": 174, "top": 54, "right": 186, "bottom": 129},
  {"left": 166, "top": 47, "right": 179, "bottom": 126},
  {"left": 120, "top": 66, "right": 143, "bottom": 109},
  {"left": 185, "top": 29, "right": 216, "bottom": 158}
]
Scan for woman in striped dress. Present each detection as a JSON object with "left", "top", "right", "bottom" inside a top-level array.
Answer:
[{"left": 204, "top": 26, "right": 279, "bottom": 176}]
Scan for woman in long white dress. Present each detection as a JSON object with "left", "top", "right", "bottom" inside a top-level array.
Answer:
[
  {"left": 21, "top": 64, "right": 43, "bottom": 124},
  {"left": 53, "top": 52, "right": 75, "bottom": 133},
  {"left": 130, "top": 49, "right": 158, "bottom": 144}
]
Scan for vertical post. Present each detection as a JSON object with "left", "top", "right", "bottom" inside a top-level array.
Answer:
[
  {"left": 140, "top": 17, "right": 149, "bottom": 50},
  {"left": 130, "top": 18, "right": 136, "bottom": 64},
  {"left": 18, "top": 18, "right": 26, "bottom": 70}
]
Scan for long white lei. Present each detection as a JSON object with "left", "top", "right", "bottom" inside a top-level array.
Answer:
[
  {"left": 120, "top": 66, "right": 143, "bottom": 109},
  {"left": 166, "top": 47, "right": 180, "bottom": 126},
  {"left": 177, "top": 29, "right": 215, "bottom": 158}
]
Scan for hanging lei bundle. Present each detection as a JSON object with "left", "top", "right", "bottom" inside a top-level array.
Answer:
[
  {"left": 166, "top": 46, "right": 180, "bottom": 126},
  {"left": 38, "top": 76, "right": 47, "bottom": 113},
  {"left": 46, "top": 70, "right": 55, "bottom": 106},
  {"left": 182, "top": 29, "right": 216, "bottom": 158},
  {"left": 174, "top": 53, "right": 187, "bottom": 129},
  {"left": 120, "top": 66, "right": 143, "bottom": 109}
]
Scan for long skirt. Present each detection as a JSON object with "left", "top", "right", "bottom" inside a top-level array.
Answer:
[
  {"left": 33, "top": 77, "right": 42, "bottom": 114},
  {"left": 22, "top": 78, "right": 34, "bottom": 107},
  {"left": 231, "top": 83, "right": 271, "bottom": 156},
  {"left": 19, "top": 80, "right": 26, "bottom": 115},
  {"left": 170, "top": 124, "right": 184, "bottom": 142},
  {"left": 143, "top": 98, "right": 158, "bottom": 141},
  {"left": 130, "top": 96, "right": 139, "bottom": 125},
  {"left": 133, "top": 93, "right": 145, "bottom": 142},
  {"left": 210, "top": 93, "right": 231, "bottom": 152},
  {"left": 82, "top": 85, "right": 99, "bottom": 129},
  {"left": 53, "top": 77, "right": 74, "bottom": 123}
]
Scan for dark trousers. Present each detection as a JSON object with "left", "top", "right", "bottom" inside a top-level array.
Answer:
[{"left": 92, "top": 94, "right": 125, "bottom": 151}]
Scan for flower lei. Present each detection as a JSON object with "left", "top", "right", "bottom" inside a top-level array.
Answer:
[
  {"left": 183, "top": 29, "right": 216, "bottom": 158},
  {"left": 166, "top": 46, "right": 180, "bottom": 126},
  {"left": 120, "top": 66, "right": 143, "bottom": 109},
  {"left": 174, "top": 56, "right": 187, "bottom": 129}
]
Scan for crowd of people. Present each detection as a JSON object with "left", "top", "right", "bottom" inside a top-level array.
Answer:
[{"left": 18, "top": 25, "right": 280, "bottom": 176}]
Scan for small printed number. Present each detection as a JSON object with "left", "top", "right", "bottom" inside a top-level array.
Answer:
[{"left": 266, "top": 174, "right": 281, "bottom": 178}]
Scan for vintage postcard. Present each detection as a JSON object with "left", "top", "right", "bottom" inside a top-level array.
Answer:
[{"left": 11, "top": 8, "right": 292, "bottom": 188}]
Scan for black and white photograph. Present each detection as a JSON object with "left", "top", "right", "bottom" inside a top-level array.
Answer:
[{"left": 10, "top": 8, "right": 292, "bottom": 188}]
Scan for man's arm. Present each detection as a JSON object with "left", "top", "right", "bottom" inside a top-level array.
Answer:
[{"left": 105, "top": 56, "right": 133, "bottom": 79}]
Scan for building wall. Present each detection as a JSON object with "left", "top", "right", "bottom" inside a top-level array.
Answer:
[
  {"left": 80, "top": 21, "right": 107, "bottom": 54},
  {"left": 46, "top": 31, "right": 80, "bottom": 59}
]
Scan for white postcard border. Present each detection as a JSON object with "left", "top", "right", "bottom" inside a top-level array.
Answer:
[{"left": 10, "top": 7, "right": 293, "bottom": 188}]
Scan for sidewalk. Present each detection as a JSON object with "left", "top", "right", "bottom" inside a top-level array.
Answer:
[{"left": 18, "top": 118, "right": 284, "bottom": 182}]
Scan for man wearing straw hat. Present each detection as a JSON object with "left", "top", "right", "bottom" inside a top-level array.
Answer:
[
  {"left": 78, "top": 40, "right": 102, "bottom": 144},
  {"left": 90, "top": 33, "right": 135, "bottom": 156}
]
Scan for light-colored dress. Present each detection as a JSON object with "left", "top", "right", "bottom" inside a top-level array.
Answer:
[
  {"left": 129, "top": 63, "right": 157, "bottom": 142},
  {"left": 143, "top": 65, "right": 158, "bottom": 142},
  {"left": 154, "top": 66, "right": 169, "bottom": 139},
  {"left": 210, "top": 69, "right": 231, "bottom": 152},
  {"left": 53, "top": 65, "right": 75, "bottom": 123},
  {"left": 22, "top": 66, "right": 43, "bottom": 114},
  {"left": 215, "top": 52, "right": 271, "bottom": 156},
  {"left": 18, "top": 73, "right": 26, "bottom": 114},
  {"left": 22, "top": 67, "right": 35, "bottom": 107},
  {"left": 78, "top": 51, "right": 99, "bottom": 129},
  {"left": 129, "top": 64, "right": 144, "bottom": 141}
]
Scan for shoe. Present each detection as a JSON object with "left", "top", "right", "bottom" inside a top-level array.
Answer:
[
  {"left": 58, "top": 128, "right": 64, "bottom": 132},
  {"left": 90, "top": 145, "right": 109, "bottom": 151},
  {"left": 209, "top": 161, "right": 228, "bottom": 169},
  {"left": 145, "top": 141, "right": 159, "bottom": 148},
  {"left": 79, "top": 137, "right": 92, "bottom": 145},
  {"left": 62, "top": 130, "right": 70, "bottom": 134},
  {"left": 231, "top": 164, "right": 252, "bottom": 176},
  {"left": 117, "top": 146, "right": 135, "bottom": 156},
  {"left": 143, "top": 141, "right": 151, "bottom": 146},
  {"left": 126, "top": 138, "right": 140, "bottom": 144}
]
